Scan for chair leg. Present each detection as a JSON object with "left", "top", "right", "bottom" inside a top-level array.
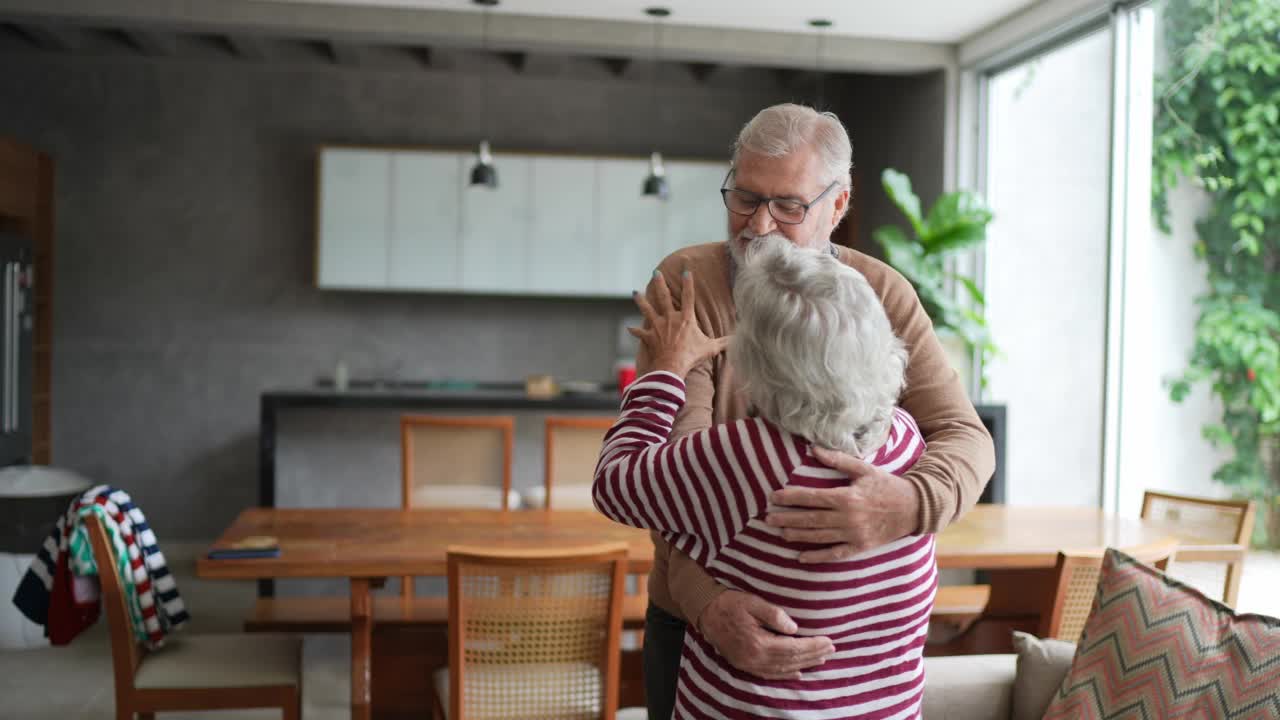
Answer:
[{"left": 1224, "top": 560, "right": 1245, "bottom": 609}]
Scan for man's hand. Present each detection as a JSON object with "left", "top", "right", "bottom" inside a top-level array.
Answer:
[
  {"left": 696, "top": 590, "right": 835, "bottom": 680},
  {"left": 766, "top": 447, "right": 921, "bottom": 563}
]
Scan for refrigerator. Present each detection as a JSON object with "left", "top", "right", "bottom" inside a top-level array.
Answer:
[{"left": 0, "top": 231, "right": 33, "bottom": 467}]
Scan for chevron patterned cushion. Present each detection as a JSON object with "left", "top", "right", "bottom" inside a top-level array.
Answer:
[{"left": 1042, "top": 548, "right": 1280, "bottom": 720}]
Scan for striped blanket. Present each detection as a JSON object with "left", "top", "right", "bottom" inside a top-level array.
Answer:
[{"left": 10, "top": 485, "right": 189, "bottom": 648}]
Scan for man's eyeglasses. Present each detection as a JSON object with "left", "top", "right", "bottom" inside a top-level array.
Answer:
[{"left": 719, "top": 169, "right": 841, "bottom": 225}]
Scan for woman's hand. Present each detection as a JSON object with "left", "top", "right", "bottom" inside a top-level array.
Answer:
[{"left": 630, "top": 270, "right": 730, "bottom": 378}]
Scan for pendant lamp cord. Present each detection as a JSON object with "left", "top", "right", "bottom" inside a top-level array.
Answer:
[
  {"left": 651, "top": 15, "right": 662, "bottom": 153},
  {"left": 815, "top": 26, "right": 826, "bottom": 109},
  {"left": 482, "top": 6, "right": 492, "bottom": 140}
]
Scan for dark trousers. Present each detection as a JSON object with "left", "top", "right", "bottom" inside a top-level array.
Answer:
[{"left": 643, "top": 603, "right": 687, "bottom": 720}]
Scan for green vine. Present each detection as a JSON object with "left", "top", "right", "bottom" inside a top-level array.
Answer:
[{"left": 1154, "top": 0, "right": 1280, "bottom": 545}]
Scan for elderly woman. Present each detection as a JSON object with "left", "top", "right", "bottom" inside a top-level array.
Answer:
[{"left": 593, "top": 237, "right": 935, "bottom": 720}]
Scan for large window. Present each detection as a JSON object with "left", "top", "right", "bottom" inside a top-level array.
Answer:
[
  {"left": 982, "top": 27, "right": 1115, "bottom": 507},
  {"left": 971, "top": 2, "right": 1231, "bottom": 513}
]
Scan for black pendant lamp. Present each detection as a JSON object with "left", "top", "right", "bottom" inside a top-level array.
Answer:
[
  {"left": 809, "top": 18, "right": 832, "bottom": 109},
  {"left": 642, "top": 7, "right": 671, "bottom": 199},
  {"left": 643, "top": 151, "right": 668, "bottom": 199},
  {"left": 470, "top": 0, "right": 499, "bottom": 188},
  {"left": 470, "top": 140, "right": 497, "bottom": 187}
]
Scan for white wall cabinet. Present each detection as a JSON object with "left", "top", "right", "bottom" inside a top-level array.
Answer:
[
  {"left": 459, "top": 156, "right": 531, "bottom": 292},
  {"left": 595, "top": 158, "right": 665, "bottom": 297},
  {"left": 316, "top": 146, "right": 727, "bottom": 298},
  {"left": 664, "top": 163, "right": 731, "bottom": 257},
  {"left": 388, "top": 151, "right": 462, "bottom": 290},
  {"left": 527, "top": 156, "right": 600, "bottom": 295},
  {"left": 317, "top": 149, "right": 391, "bottom": 289}
]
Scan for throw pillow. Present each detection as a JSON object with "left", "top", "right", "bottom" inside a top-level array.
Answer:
[
  {"left": 1010, "top": 631, "right": 1076, "bottom": 720},
  {"left": 1042, "top": 548, "right": 1280, "bottom": 719}
]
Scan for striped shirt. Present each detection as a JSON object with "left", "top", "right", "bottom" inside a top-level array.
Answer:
[
  {"left": 12, "top": 485, "right": 189, "bottom": 648},
  {"left": 593, "top": 371, "right": 934, "bottom": 720}
]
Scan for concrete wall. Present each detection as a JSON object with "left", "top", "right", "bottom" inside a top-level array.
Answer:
[
  {"left": 0, "top": 40, "right": 946, "bottom": 538},
  {"left": 846, "top": 70, "right": 949, "bottom": 258}
]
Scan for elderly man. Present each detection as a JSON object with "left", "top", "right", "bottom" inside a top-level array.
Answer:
[{"left": 638, "top": 103, "right": 996, "bottom": 719}]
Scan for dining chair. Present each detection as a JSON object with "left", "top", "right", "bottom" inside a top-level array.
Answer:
[
  {"left": 83, "top": 513, "right": 303, "bottom": 719},
  {"left": 538, "top": 415, "right": 650, "bottom": 651},
  {"left": 535, "top": 416, "right": 615, "bottom": 510},
  {"left": 433, "top": 544, "right": 628, "bottom": 720},
  {"left": 1040, "top": 539, "right": 1179, "bottom": 642},
  {"left": 1140, "top": 490, "right": 1255, "bottom": 607},
  {"left": 401, "top": 414, "right": 515, "bottom": 600}
]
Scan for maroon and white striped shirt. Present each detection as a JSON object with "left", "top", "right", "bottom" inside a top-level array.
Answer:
[{"left": 594, "top": 371, "right": 934, "bottom": 720}]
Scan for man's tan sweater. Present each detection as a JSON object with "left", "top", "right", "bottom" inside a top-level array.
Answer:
[{"left": 637, "top": 241, "right": 995, "bottom": 626}]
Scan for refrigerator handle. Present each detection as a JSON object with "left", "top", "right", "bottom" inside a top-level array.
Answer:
[
  {"left": 9, "top": 261, "right": 17, "bottom": 435},
  {"left": 2, "top": 262, "right": 11, "bottom": 435}
]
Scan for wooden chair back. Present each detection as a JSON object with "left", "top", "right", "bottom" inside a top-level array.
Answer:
[
  {"left": 543, "top": 417, "right": 614, "bottom": 510},
  {"left": 1141, "top": 490, "right": 1255, "bottom": 545},
  {"left": 446, "top": 544, "right": 627, "bottom": 720},
  {"left": 402, "top": 415, "right": 514, "bottom": 599},
  {"left": 401, "top": 415, "right": 514, "bottom": 508},
  {"left": 83, "top": 513, "right": 144, "bottom": 700},
  {"left": 1041, "top": 539, "right": 1179, "bottom": 642},
  {"left": 1140, "top": 490, "right": 1255, "bottom": 606}
]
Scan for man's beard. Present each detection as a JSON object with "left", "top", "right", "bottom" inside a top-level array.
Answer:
[{"left": 731, "top": 228, "right": 826, "bottom": 265}]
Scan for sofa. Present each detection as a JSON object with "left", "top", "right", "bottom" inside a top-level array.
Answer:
[
  {"left": 917, "top": 548, "right": 1280, "bottom": 720},
  {"left": 922, "top": 654, "right": 1019, "bottom": 720}
]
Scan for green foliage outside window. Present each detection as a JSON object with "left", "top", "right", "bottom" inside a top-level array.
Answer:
[{"left": 1154, "top": 0, "right": 1280, "bottom": 545}]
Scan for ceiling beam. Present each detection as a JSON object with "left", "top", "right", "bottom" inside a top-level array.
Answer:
[
  {"left": 224, "top": 34, "right": 267, "bottom": 60},
  {"left": 598, "top": 57, "right": 630, "bottom": 77},
  {"left": 325, "top": 40, "right": 362, "bottom": 66},
  {"left": 14, "top": 22, "right": 84, "bottom": 51},
  {"left": 0, "top": 0, "right": 953, "bottom": 73},
  {"left": 497, "top": 50, "right": 526, "bottom": 73},
  {"left": 404, "top": 45, "right": 432, "bottom": 69},
  {"left": 519, "top": 53, "right": 569, "bottom": 77},
  {"left": 773, "top": 68, "right": 801, "bottom": 89},
  {"left": 686, "top": 62, "right": 717, "bottom": 84},
  {"left": 121, "top": 28, "right": 176, "bottom": 55}
]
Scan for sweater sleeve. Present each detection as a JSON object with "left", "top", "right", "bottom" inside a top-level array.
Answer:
[
  {"left": 593, "top": 370, "right": 800, "bottom": 566},
  {"left": 876, "top": 265, "right": 996, "bottom": 533}
]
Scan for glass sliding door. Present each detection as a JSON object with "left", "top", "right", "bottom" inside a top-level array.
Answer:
[{"left": 982, "top": 26, "right": 1115, "bottom": 507}]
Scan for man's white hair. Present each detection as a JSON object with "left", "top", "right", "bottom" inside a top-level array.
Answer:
[
  {"left": 732, "top": 103, "right": 853, "bottom": 188},
  {"left": 730, "top": 237, "right": 907, "bottom": 456}
]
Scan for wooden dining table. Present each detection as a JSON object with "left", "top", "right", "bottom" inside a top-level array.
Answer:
[
  {"left": 198, "top": 504, "right": 1205, "bottom": 719},
  {"left": 199, "top": 509, "right": 652, "bottom": 720}
]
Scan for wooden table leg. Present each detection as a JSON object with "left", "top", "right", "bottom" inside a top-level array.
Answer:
[{"left": 351, "top": 577, "right": 373, "bottom": 720}]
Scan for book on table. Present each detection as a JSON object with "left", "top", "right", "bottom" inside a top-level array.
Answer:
[{"left": 207, "top": 535, "right": 280, "bottom": 559}]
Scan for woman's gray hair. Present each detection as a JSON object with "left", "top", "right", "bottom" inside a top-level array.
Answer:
[
  {"left": 729, "top": 237, "right": 907, "bottom": 456},
  {"left": 732, "top": 103, "right": 853, "bottom": 188}
]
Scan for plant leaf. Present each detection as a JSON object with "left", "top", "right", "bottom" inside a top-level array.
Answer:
[
  {"left": 881, "top": 169, "right": 925, "bottom": 236},
  {"left": 922, "top": 192, "right": 995, "bottom": 254},
  {"left": 948, "top": 273, "right": 987, "bottom": 307}
]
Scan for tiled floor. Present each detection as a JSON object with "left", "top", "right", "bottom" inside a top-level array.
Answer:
[{"left": 4, "top": 544, "right": 1280, "bottom": 719}]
